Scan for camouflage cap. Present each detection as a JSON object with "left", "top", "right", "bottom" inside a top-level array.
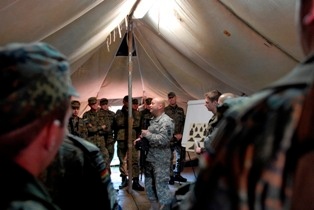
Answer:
[
  {"left": 71, "top": 100, "right": 81, "bottom": 109},
  {"left": 88, "top": 97, "right": 97, "bottom": 105},
  {"left": 0, "top": 42, "right": 78, "bottom": 135},
  {"left": 100, "top": 98, "right": 108, "bottom": 105}
]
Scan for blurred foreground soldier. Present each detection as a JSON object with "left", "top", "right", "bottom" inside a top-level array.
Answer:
[
  {"left": 179, "top": 0, "right": 314, "bottom": 209},
  {"left": 41, "top": 134, "right": 120, "bottom": 210},
  {"left": 98, "top": 98, "right": 116, "bottom": 166},
  {"left": 0, "top": 42, "right": 77, "bottom": 209},
  {"left": 68, "top": 100, "right": 88, "bottom": 138},
  {"left": 165, "top": 92, "right": 187, "bottom": 184},
  {"left": 135, "top": 98, "right": 175, "bottom": 210}
]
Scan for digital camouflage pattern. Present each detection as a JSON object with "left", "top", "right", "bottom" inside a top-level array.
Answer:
[
  {"left": 144, "top": 112, "right": 174, "bottom": 205},
  {"left": 0, "top": 42, "right": 78, "bottom": 135}
]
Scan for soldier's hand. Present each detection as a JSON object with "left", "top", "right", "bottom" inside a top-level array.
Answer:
[
  {"left": 101, "top": 124, "right": 106, "bottom": 130},
  {"left": 141, "top": 129, "right": 148, "bottom": 137},
  {"left": 134, "top": 138, "right": 141, "bottom": 146},
  {"left": 174, "top": 133, "right": 182, "bottom": 141}
]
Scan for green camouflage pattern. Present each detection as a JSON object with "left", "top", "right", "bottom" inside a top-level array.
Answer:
[
  {"left": 82, "top": 110, "right": 109, "bottom": 169},
  {"left": 0, "top": 42, "right": 77, "bottom": 135}
]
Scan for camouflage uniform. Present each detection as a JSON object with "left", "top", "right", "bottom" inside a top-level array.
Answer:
[
  {"left": 144, "top": 113, "right": 174, "bottom": 205},
  {"left": 115, "top": 105, "right": 141, "bottom": 181},
  {"left": 82, "top": 109, "right": 110, "bottom": 170},
  {"left": 68, "top": 115, "right": 88, "bottom": 139},
  {"left": 0, "top": 42, "right": 78, "bottom": 210},
  {"left": 41, "top": 134, "right": 119, "bottom": 210},
  {"left": 164, "top": 104, "right": 186, "bottom": 176},
  {"left": 179, "top": 55, "right": 314, "bottom": 210},
  {"left": 98, "top": 107, "right": 116, "bottom": 165}
]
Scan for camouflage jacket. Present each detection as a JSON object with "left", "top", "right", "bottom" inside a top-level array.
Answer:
[
  {"left": 1, "top": 161, "right": 60, "bottom": 210},
  {"left": 41, "top": 134, "right": 119, "bottom": 210},
  {"left": 181, "top": 55, "right": 314, "bottom": 210},
  {"left": 145, "top": 113, "right": 174, "bottom": 163},
  {"left": 165, "top": 104, "right": 185, "bottom": 135},
  {"left": 68, "top": 115, "right": 88, "bottom": 139},
  {"left": 115, "top": 105, "right": 141, "bottom": 140},
  {"left": 98, "top": 108, "right": 116, "bottom": 136},
  {"left": 82, "top": 109, "right": 105, "bottom": 142}
]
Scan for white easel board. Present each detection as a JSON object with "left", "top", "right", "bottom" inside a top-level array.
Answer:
[{"left": 182, "top": 99, "right": 212, "bottom": 152}]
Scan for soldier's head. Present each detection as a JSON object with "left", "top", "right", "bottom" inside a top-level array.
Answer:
[
  {"left": 167, "top": 92, "right": 177, "bottom": 106},
  {"left": 100, "top": 98, "right": 109, "bottom": 110},
  {"left": 0, "top": 42, "right": 77, "bottom": 170},
  {"left": 150, "top": 98, "right": 166, "bottom": 117},
  {"left": 123, "top": 95, "right": 129, "bottom": 107},
  {"left": 204, "top": 90, "right": 222, "bottom": 114},
  {"left": 132, "top": 98, "right": 139, "bottom": 110},
  {"left": 145, "top": 97, "right": 153, "bottom": 110},
  {"left": 71, "top": 100, "right": 80, "bottom": 116},
  {"left": 88, "top": 97, "right": 98, "bottom": 111}
]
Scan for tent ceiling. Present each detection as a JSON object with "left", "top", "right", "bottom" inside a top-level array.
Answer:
[{"left": 0, "top": 0, "right": 303, "bottom": 112}]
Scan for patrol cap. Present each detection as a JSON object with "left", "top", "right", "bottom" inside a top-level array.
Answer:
[
  {"left": 88, "top": 97, "right": 97, "bottom": 105},
  {"left": 100, "top": 98, "right": 108, "bottom": 105},
  {"left": 71, "top": 100, "right": 80, "bottom": 109},
  {"left": 168, "top": 92, "right": 176, "bottom": 98},
  {"left": 0, "top": 42, "right": 78, "bottom": 135},
  {"left": 132, "top": 98, "right": 138, "bottom": 104}
]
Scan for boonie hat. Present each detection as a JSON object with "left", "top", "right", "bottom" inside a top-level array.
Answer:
[{"left": 71, "top": 100, "right": 81, "bottom": 109}]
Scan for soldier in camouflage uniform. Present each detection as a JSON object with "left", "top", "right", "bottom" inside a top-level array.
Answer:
[
  {"left": 135, "top": 97, "right": 175, "bottom": 210},
  {"left": 98, "top": 98, "right": 116, "bottom": 166},
  {"left": 164, "top": 92, "right": 187, "bottom": 184},
  {"left": 0, "top": 42, "right": 77, "bottom": 210},
  {"left": 68, "top": 100, "right": 88, "bottom": 139},
  {"left": 41, "top": 133, "right": 120, "bottom": 210},
  {"left": 82, "top": 97, "right": 110, "bottom": 171},
  {"left": 115, "top": 95, "right": 144, "bottom": 191}
]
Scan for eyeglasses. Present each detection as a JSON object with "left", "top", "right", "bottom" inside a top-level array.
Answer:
[{"left": 168, "top": 96, "right": 174, "bottom": 99}]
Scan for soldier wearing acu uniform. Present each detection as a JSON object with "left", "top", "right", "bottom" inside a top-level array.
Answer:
[
  {"left": 164, "top": 92, "right": 187, "bottom": 184},
  {"left": 68, "top": 100, "right": 88, "bottom": 139},
  {"left": 135, "top": 97, "right": 175, "bottom": 210},
  {"left": 98, "top": 98, "right": 116, "bottom": 166},
  {"left": 115, "top": 95, "right": 144, "bottom": 191},
  {"left": 82, "top": 97, "right": 110, "bottom": 171}
]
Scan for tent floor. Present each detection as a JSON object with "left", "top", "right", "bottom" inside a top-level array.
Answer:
[{"left": 111, "top": 163, "right": 199, "bottom": 210}]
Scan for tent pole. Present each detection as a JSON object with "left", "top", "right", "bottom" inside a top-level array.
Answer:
[{"left": 127, "top": 0, "right": 141, "bottom": 194}]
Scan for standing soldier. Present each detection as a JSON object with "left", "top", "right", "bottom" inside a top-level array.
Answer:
[
  {"left": 165, "top": 92, "right": 187, "bottom": 184},
  {"left": 135, "top": 97, "right": 175, "bottom": 210},
  {"left": 115, "top": 95, "right": 144, "bottom": 191},
  {"left": 140, "top": 98, "right": 153, "bottom": 130},
  {"left": 68, "top": 100, "right": 88, "bottom": 139},
  {"left": 98, "top": 98, "right": 116, "bottom": 167},
  {"left": 82, "top": 97, "right": 110, "bottom": 171}
]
